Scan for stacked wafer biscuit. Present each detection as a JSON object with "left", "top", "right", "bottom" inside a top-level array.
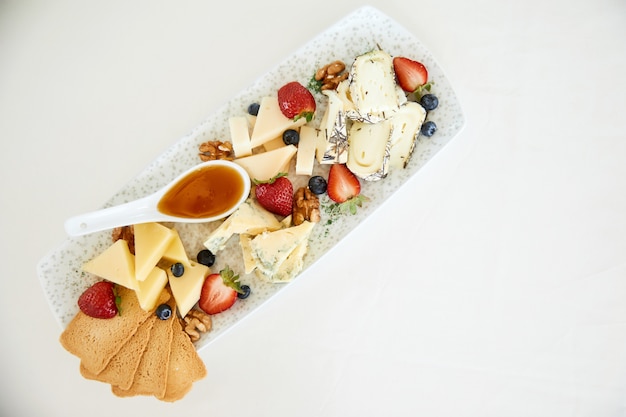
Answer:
[{"left": 59, "top": 286, "right": 206, "bottom": 401}]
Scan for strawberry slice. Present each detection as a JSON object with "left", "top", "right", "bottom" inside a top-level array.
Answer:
[
  {"left": 277, "top": 81, "right": 316, "bottom": 122},
  {"left": 77, "top": 281, "right": 120, "bottom": 319},
  {"left": 327, "top": 164, "right": 367, "bottom": 214},
  {"left": 199, "top": 266, "right": 245, "bottom": 315},
  {"left": 254, "top": 173, "right": 293, "bottom": 217},
  {"left": 392, "top": 56, "right": 429, "bottom": 94}
]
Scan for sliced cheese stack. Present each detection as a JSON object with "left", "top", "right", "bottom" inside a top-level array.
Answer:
[{"left": 82, "top": 223, "right": 208, "bottom": 317}]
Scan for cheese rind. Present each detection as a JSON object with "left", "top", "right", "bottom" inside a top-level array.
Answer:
[{"left": 82, "top": 239, "right": 137, "bottom": 290}]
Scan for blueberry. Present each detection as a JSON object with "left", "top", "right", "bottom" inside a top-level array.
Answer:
[
  {"left": 282, "top": 129, "right": 300, "bottom": 146},
  {"left": 308, "top": 175, "right": 327, "bottom": 195},
  {"left": 247, "top": 102, "right": 260, "bottom": 116},
  {"left": 421, "top": 121, "right": 437, "bottom": 137},
  {"left": 237, "top": 284, "right": 251, "bottom": 299},
  {"left": 155, "top": 304, "right": 172, "bottom": 320},
  {"left": 170, "top": 262, "right": 185, "bottom": 277},
  {"left": 420, "top": 94, "right": 439, "bottom": 111},
  {"left": 196, "top": 249, "right": 216, "bottom": 267}
]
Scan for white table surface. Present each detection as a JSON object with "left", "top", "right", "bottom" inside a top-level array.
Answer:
[{"left": 2, "top": 0, "right": 626, "bottom": 416}]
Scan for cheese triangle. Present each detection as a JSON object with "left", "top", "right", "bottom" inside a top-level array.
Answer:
[
  {"left": 234, "top": 145, "right": 297, "bottom": 182},
  {"left": 249, "top": 96, "right": 306, "bottom": 148},
  {"left": 167, "top": 261, "right": 209, "bottom": 318},
  {"left": 134, "top": 222, "right": 175, "bottom": 282},
  {"left": 82, "top": 239, "right": 137, "bottom": 290}
]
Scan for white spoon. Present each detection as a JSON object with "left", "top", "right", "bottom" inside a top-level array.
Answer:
[{"left": 64, "top": 160, "right": 251, "bottom": 237}]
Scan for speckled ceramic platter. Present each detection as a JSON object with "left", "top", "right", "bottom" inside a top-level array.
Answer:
[{"left": 37, "top": 6, "right": 464, "bottom": 352}]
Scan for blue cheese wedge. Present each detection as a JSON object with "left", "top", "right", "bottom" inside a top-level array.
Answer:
[
  {"left": 254, "top": 239, "right": 309, "bottom": 283},
  {"left": 203, "top": 199, "right": 281, "bottom": 253},
  {"left": 249, "top": 221, "right": 315, "bottom": 278},
  {"left": 347, "top": 119, "right": 393, "bottom": 181},
  {"left": 348, "top": 49, "right": 402, "bottom": 123},
  {"left": 388, "top": 102, "right": 427, "bottom": 169}
]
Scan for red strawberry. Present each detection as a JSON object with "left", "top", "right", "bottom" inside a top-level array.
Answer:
[
  {"left": 199, "top": 266, "right": 245, "bottom": 315},
  {"left": 77, "top": 281, "right": 120, "bottom": 319},
  {"left": 392, "top": 56, "right": 429, "bottom": 94},
  {"left": 254, "top": 173, "right": 293, "bottom": 217},
  {"left": 327, "top": 164, "right": 367, "bottom": 214},
  {"left": 277, "top": 81, "right": 316, "bottom": 122}
]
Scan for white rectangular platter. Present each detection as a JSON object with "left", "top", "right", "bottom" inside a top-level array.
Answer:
[{"left": 37, "top": 6, "right": 465, "bottom": 352}]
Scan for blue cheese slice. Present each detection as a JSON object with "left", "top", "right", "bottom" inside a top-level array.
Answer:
[
  {"left": 249, "top": 221, "right": 315, "bottom": 277},
  {"left": 348, "top": 49, "right": 402, "bottom": 123},
  {"left": 254, "top": 239, "right": 309, "bottom": 283},
  {"left": 388, "top": 102, "right": 427, "bottom": 169},
  {"left": 203, "top": 199, "right": 281, "bottom": 253},
  {"left": 347, "top": 120, "right": 393, "bottom": 181}
]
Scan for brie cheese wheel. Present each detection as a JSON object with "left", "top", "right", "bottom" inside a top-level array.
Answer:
[
  {"left": 134, "top": 222, "right": 175, "bottom": 282},
  {"left": 388, "top": 102, "right": 426, "bottom": 169},
  {"left": 347, "top": 120, "right": 392, "bottom": 181},
  {"left": 234, "top": 145, "right": 297, "bottom": 182},
  {"left": 249, "top": 96, "right": 307, "bottom": 148},
  {"left": 229, "top": 116, "right": 252, "bottom": 158},
  {"left": 348, "top": 49, "right": 401, "bottom": 123},
  {"left": 82, "top": 239, "right": 137, "bottom": 291},
  {"left": 317, "top": 89, "right": 348, "bottom": 164}
]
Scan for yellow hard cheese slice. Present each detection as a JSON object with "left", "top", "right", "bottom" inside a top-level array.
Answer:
[
  {"left": 296, "top": 125, "right": 320, "bottom": 175},
  {"left": 161, "top": 228, "right": 191, "bottom": 268},
  {"left": 249, "top": 221, "right": 315, "bottom": 278},
  {"left": 134, "top": 222, "right": 175, "bottom": 282},
  {"left": 229, "top": 116, "right": 252, "bottom": 158},
  {"left": 167, "top": 261, "right": 209, "bottom": 318},
  {"left": 135, "top": 266, "right": 168, "bottom": 311},
  {"left": 82, "top": 239, "right": 137, "bottom": 290},
  {"left": 249, "top": 96, "right": 307, "bottom": 148},
  {"left": 234, "top": 145, "right": 297, "bottom": 182}
]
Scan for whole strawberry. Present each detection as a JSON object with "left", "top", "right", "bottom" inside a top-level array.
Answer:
[
  {"left": 199, "top": 266, "right": 247, "bottom": 315},
  {"left": 254, "top": 173, "right": 293, "bottom": 217},
  {"left": 327, "top": 164, "right": 368, "bottom": 215},
  {"left": 277, "top": 81, "right": 316, "bottom": 122},
  {"left": 77, "top": 281, "right": 120, "bottom": 319}
]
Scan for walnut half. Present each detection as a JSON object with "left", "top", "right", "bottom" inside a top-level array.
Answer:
[
  {"left": 292, "top": 187, "right": 321, "bottom": 226},
  {"left": 181, "top": 309, "right": 212, "bottom": 342}
]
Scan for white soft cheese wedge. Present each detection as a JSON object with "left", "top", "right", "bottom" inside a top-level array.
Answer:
[
  {"left": 234, "top": 145, "right": 297, "bottom": 182},
  {"left": 249, "top": 221, "right": 315, "bottom": 277},
  {"left": 167, "top": 261, "right": 209, "bottom": 318},
  {"left": 82, "top": 239, "right": 137, "bottom": 290},
  {"left": 134, "top": 222, "right": 175, "bottom": 282},
  {"left": 203, "top": 199, "right": 281, "bottom": 253},
  {"left": 229, "top": 116, "right": 253, "bottom": 158},
  {"left": 135, "top": 266, "right": 168, "bottom": 311},
  {"left": 161, "top": 228, "right": 191, "bottom": 268},
  {"left": 388, "top": 101, "right": 427, "bottom": 169},
  {"left": 348, "top": 49, "right": 401, "bottom": 123},
  {"left": 255, "top": 239, "right": 309, "bottom": 283},
  {"left": 249, "top": 96, "right": 307, "bottom": 148},
  {"left": 347, "top": 120, "right": 393, "bottom": 181},
  {"left": 317, "top": 89, "right": 348, "bottom": 164},
  {"left": 296, "top": 125, "right": 320, "bottom": 175}
]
